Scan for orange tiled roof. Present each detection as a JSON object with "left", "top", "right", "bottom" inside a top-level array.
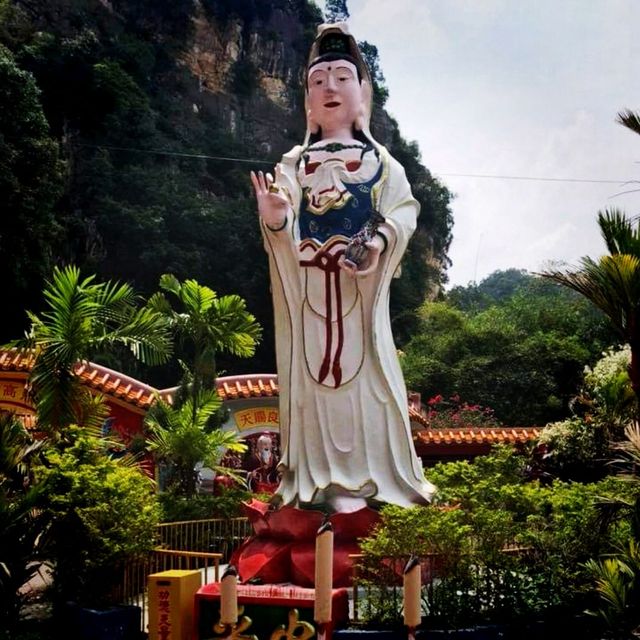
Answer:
[
  {"left": 414, "top": 427, "right": 540, "bottom": 446},
  {"left": 218, "top": 374, "right": 279, "bottom": 400},
  {"left": 75, "top": 361, "right": 157, "bottom": 408},
  {"left": 0, "top": 349, "right": 35, "bottom": 371},
  {"left": 0, "top": 349, "right": 158, "bottom": 409},
  {"left": 160, "top": 374, "right": 279, "bottom": 404},
  {"left": 0, "top": 349, "right": 280, "bottom": 409},
  {"left": 0, "top": 350, "right": 542, "bottom": 446}
]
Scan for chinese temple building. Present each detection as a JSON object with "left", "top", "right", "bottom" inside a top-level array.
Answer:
[{"left": 0, "top": 349, "right": 540, "bottom": 475}]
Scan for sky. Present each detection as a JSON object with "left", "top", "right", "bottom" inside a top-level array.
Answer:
[{"left": 314, "top": 0, "right": 640, "bottom": 287}]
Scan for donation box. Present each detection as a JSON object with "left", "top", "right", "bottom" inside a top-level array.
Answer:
[{"left": 149, "top": 569, "right": 202, "bottom": 640}]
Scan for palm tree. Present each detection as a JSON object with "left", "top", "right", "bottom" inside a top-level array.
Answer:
[
  {"left": 542, "top": 107, "right": 640, "bottom": 410},
  {"left": 542, "top": 209, "right": 640, "bottom": 408},
  {"left": 14, "top": 265, "right": 172, "bottom": 434},
  {"left": 146, "top": 275, "right": 261, "bottom": 496},
  {"left": 584, "top": 423, "right": 640, "bottom": 635},
  {"left": 145, "top": 389, "right": 246, "bottom": 497},
  {"left": 148, "top": 274, "right": 261, "bottom": 411}
]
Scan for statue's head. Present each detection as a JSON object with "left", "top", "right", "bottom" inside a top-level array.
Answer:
[
  {"left": 305, "top": 24, "right": 373, "bottom": 143},
  {"left": 256, "top": 434, "right": 273, "bottom": 461}
]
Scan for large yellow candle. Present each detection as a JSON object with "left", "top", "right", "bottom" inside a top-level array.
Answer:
[
  {"left": 314, "top": 521, "right": 334, "bottom": 624},
  {"left": 403, "top": 555, "right": 421, "bottom": 628},
  {"left": 220, "top": 565, "right": 238, "bottom": 625}
]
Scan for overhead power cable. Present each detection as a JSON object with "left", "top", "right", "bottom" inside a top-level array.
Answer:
[
  {"left": 437, "top": 172, "right": 628, "bottom": 185},
  {"left": 73, "top": 142, "right": 275, "bottom": 165},
  {"left": 72, "top": 143, "right": 633, "bottom": 184}
]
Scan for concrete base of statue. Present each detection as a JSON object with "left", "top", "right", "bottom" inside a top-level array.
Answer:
[{"left": 229, "top": 499, "right": 381, "bottom": 587}]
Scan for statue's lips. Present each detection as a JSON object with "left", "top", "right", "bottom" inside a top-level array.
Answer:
[{"left": 324, "top": 101, "right": 341, "bottom": 108}]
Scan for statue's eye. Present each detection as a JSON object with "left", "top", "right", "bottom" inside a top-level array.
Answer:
[
  {"left": 305, "top": 161, "right": 321, "bottom": 175},
  {"left": 346, "top": 161, "right": 361, "bottom": 171}
]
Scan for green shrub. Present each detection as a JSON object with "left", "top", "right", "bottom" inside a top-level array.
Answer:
[
  {"left": 538, "top": 418, "right": 607, "bottom": 481},
  {"left": 358, "top": 447, "right": 634, "bottom": 627},
  {"left": 37, "top": 429, "right": 160, "bottom": 607},
  {"left": 158, "top": 487, "right": 252, "bottom": 522}
]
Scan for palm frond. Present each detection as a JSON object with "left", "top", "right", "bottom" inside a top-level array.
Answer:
[
  {"left": 209, "top": 295, "right": 262, "bottom": 357},
  {"left": 585, "top": 557, "right": 632, "bottom": 615},
  {"left": 105, "top": 306, "right": 172, "bottom": 366},
  {"left": 159, "top": 273, "right": 181, "bottom": 296},
  {"left": 180, "top": 279, "right": 217, "bottom": 315},
  {"left": 617, "top": 109, "right": 640, "bottom": 137},
  {"left": 180, "top": 401, "right": 222, "bottom": 432},
  {"left": 146, "top": 292, "right": 173, "bottom": 316},
  {"left": 0, "top": 413, "right": 45, "bottom": 481},
  {"left": 541, "top": 254, "right": 640, "bottom": 338},
  {"left": 597, "top": 209, "right": 640, "bottom": 257},
  {"left": 72, "top": 392, "right": 111, "bottom": 439},
  {"left": 612, "top": 423, "right": 640, "bottom": 470}
]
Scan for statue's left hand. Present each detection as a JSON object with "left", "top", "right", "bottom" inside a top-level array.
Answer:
[{"left": 339, "top": 236, "right": 384, "bottom": 278}]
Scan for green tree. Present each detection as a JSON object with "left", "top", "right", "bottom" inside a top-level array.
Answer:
[
  {"left": 0, "top": 44, "right": 65, "bottom": 341},
  {"left": 13, "top": 265, "right": 172, "bottom": 434},
  {"left": 0, "top": 414, "right": 48, "bottom": 633},
  {"left": 37, "top": 428, "right": 160, "bottom": 607},
  {"left": 324, "top": 0, "right": 350, "bottom": 23},
  {"left": 401, "top": 277, "right": 614, "bottom": 425},
  {"left": 448, "top": 269, "right": 531, "bottom": 312}
]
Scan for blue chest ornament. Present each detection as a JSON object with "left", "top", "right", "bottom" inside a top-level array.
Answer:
[{"left": 299, "top": 163, "right": 383, "bottom": 244}]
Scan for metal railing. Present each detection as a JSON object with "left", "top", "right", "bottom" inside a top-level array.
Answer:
[
  {"left": 119, "top": 516, "right": 252, "bottom": 632},
  {"left": 349, "top": 545, "right": 533, "bottom": 623},
  {"left": 156, "top": 517, "right": 252, "bottom": 561},
  {"left": 118, "top": 548, "right": 223, "bottom": 619}
]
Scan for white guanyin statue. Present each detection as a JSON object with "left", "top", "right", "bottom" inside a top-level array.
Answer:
[{"left": 250, "top": 23, "right": 435, "bottom": 513}]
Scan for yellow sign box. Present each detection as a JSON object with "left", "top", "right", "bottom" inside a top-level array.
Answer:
[
  {"left": 148, "top": 570, "right": 202, "bottom": 640},
  {"left": 234, "top": 407, "right": 279, "bottom": 431}
]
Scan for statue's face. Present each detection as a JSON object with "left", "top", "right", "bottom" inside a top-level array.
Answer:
[
  {"left": 307, "top": 59, "right": 362, "bottom": 134},
  {"left": 257, "top": 437, "right": 272, "bottom": 461}
]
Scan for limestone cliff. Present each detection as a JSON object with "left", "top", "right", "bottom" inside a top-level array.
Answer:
[{"left": 179, "top": 1, "right": 314, "bottom": 158}]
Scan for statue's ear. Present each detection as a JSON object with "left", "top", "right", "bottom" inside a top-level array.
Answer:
[
  {"left": 304, "top": 89, "right": 320, "bottom": 136},
  {"left": 355, "top": 80, "right": 373, "bottom": 132},
  {"left": 307, "top": 108, "right": 320, "bottom": 135}
]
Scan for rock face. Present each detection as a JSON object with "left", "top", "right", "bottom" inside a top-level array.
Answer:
[
  {"left": 180, "top": 1, "right": 313, "bottom": 158},
  {"left": 178, "top": 2, "right": 405, "bottom": 159}
]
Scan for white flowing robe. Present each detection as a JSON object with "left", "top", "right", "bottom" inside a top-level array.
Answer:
[{"left": 262, "top": 143, "right": 436, "bottom": 508}]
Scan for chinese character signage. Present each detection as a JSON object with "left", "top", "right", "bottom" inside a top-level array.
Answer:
[{"left": 233, "top": 407, "right": 279, "bottom": 432}]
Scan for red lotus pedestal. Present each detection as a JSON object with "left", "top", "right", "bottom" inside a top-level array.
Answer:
[{"left": 229, "top": 500, "right": 381, "bottom": 588}]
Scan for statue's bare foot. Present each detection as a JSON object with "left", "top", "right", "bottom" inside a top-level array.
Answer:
[{"left": 330, "top": 496, "right": 367, "bottom": 513}]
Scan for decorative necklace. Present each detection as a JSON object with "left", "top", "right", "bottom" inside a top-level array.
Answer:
[{"left": 303, "top": 142, "right": 368, "bottom": 154}]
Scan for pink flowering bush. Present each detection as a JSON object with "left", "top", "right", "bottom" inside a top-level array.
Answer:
[{"left": 423, "top": 394, "right": 501, "bottom": 429}]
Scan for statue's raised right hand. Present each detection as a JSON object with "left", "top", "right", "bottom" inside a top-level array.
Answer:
[{"left": 250, "top": 170, "right": 289, "bottom": 230}]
